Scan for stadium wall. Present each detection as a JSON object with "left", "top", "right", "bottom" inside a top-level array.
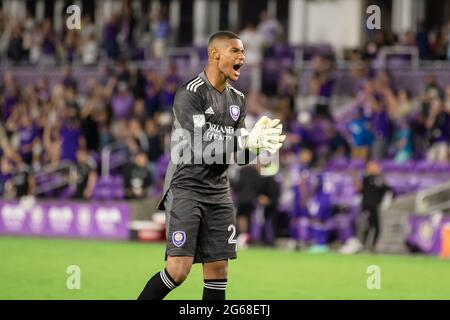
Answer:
[
  {"left": 0, "top": 197, "right": 164, "bottom": 241},
  {"left": 305, "top": 0, "right": 363, "bottom": 55}
]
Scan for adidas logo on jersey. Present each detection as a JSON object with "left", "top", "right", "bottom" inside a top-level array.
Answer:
[{"left": 205, "top": 107, "right": 215, "bottom": 115}]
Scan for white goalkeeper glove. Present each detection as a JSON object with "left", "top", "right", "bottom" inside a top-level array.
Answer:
[{"left": 245, "top": 116, "right": 286, "bottom": 154}]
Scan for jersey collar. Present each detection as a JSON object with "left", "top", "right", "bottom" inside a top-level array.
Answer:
[{"left": 198, "top": 71, "right": 229, "bottom": 93}]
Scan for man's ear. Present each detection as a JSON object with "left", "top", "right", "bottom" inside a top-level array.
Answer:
[{"left": 210, "top": 48, "right": 220, "bottom": 60}]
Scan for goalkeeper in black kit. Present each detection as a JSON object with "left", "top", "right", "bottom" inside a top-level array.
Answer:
[{"left": 138, "top": 31, "right": 285, "bottom": 300}]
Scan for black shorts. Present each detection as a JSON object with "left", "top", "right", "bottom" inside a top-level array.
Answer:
[
  {"left": 236, "top": 202, "right": 255, "bottom": 218},
  {"left": 164, "top": 189, "right": 237, "bottom": 264}
]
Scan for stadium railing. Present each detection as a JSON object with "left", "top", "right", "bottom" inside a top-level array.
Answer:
[
  {"left": 101, "top": 141, "right": 129, "bottom": 177},
  {"left": 377, "top": 45, "right": 420, "bottom": 70},
  {"left": 415, "top": 181, "right": 450, "bottom": 215},
  {"left": 34, "top": 160, "right": 76, "bottom": 196}
]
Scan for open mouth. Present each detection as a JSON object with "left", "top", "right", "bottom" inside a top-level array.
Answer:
[
  {"left": 233, "top": 64, "right": 242, "bottom": 71},
  {"left": 233, "top": 64, "right": 242, "bottom": 76}
]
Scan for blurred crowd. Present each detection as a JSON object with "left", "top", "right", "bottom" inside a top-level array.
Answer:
[
  {"left": 1, "top": 1, "right": 450, "bottom": 66},
  {"left": 0, "top": 1, "right": 172, "bottom": 65},
  {"left": 1, "top": 5, "right": 450, "bottom": 250},
  {"left": 0, "top": 60, "right": 177, "bottom": 199}
]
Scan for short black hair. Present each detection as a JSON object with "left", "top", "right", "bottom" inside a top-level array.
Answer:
[{"left": 208, "top": 31, "right": 240, "bottom": 47}]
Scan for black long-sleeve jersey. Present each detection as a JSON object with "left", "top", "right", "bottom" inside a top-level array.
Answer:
[
  {"left": 361, "top": 174, "right": 392, "bottom": 209},
  {"left": 158, "top": 71, "right": 255, "bottom": 210}
]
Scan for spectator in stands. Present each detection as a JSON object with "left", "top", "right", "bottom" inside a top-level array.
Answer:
[
  {"left": 27, "top": 20, "right": 42, "bottom": 65},
  {"left": 277, "top": 68, "right": 298, "bottom": 114},
  {"left": 288, "top": 112, "right": 314, "bottom": 155},
  {"left": 390, "top": 89, "right": 414, "bottom": 121},
  {"left": 73, "top": 149, "right": 97, "bottom": 200},
  {"left": 144, "top": 69, "right": 162, "bottom": 117},
  {"left": 35, "top": 77, "right": 50, "bottom": 102},
  {"left": 291, "top": 168, "right": 311, "bottom": 250},
  {"left": 327, "top": 125, "right": 351, "bottom": 160},
  {"left": 446, "top": 84, "right": 450, "bottom": 110},
  {"left": 62, "top": 66, "right": 78, "bottom": 91},
  {"left": 144, "top": 117, "right": 163, "bottom": 174},
  {"left": 393, "top": 118, "right": 414, "bottom": 164},
  {"left": 116, "top": 59, "right": 131, "bottom": 84},
  {"left": 258, "top": 10, "right": 283, "bottom": 51},
  {"left": 371, "top": 98, "right": 391, "bottom": 161},
  {"left": 129, "top": 66, "right": 146, "bottom": 100},
  {"left": 62, "top": 30, "right": 79, "bottom": 64},
  {"left": 80, "top": 15, "right": 96, "bottom": 44},
  {"left": 127, "top": 117, "right": 149, "bottom": 154},
  {"left": 288, "top": 148, "right": 315, "bottom": 249},
  {"left": 152, "top": 8, "right": 170, "bottom": 59},
  {"left": 416, "top": 21, "right": 429, "bottom": 59},
  {"left": 436, "top": 25, "right": 449, "bottom": 60},
  {"left": 446, "top": 22, "right": 450, "bottom": 61},
  {"left": 426, "top": 98, "right": 450, "bottom": 163},
  {"left": 1, "top": 73, "right": 19, "bottom": 121},
  {"left": 10, "top": 159, "right": 34, "bottom": 198},
  {"left": 81, "top": 33, "right": 99, "bottom": 66},
  {"left": 307, "top": 174, "right": 333, "bottom": 249},
  {"left": 160, "top": 63, "right": 180, "bottom": 111},
  {"left": 297, "top": 148, "right": 314, "bottom": 172},
  {"left": 362, "top": 41, "right": 379, "bottom": 61},
  {"left": 311, "top": 55, "right": 335, "bottom": 119},
  {"left": 42, "top": 115, "right": 61, "bottom": 169},
  {"left": 0, "top": 156, "right": 12, "bottom": 197},
  {"left": 130, "top": 99, "right": 148, "bottom": 120},
  {"left": 64, "top": 87, "right": 80, "bottom": 120},
  {"left": 258, "top": 165, "right": 281, "bottom": 247},
  {"left": 420, "top": 74, "right": 441, "bottom": 118},
  {"left": 348, "top": 107, "right": 373, "bottom": 161},
  {"left": 7, "top": 23, "right": 24, "bottom": 64},
  {"left": 358, "top": 161, "right": 392, "bottom": 252},
  {"left": 399, "top": 30, "right": 416, "bottom": 47},
  {"left": 426, "top": 30, "right": 440, "bottom": 60},
  {"left": 17, "top": 113, "right": 38, "bottom": 166},
  {"left": 60, "top": 116, "right": 82, "bottom": 163},
  {"left": 124, "top": 151, "right": 152, "bottom": 199},
  {"left": 41, "top": 19, "right": 57, "bottom": 65},
  {"left": 80, "top": 99, "right": 100, "bottom": 152},
  {"left": 111, "top": 81, "right": 135, "bottom": 119},
  {"left": 230, "top": 164, "right": 262, "bottom": 249},
  {"left": 103, "top": 13, "right": 120, "bottom": 60},
  {"left": 239, "top": 23, "right": 264, "bottom": 92},
  {"left": 117, "top": 1, "right": 136, "bottom": 55}
]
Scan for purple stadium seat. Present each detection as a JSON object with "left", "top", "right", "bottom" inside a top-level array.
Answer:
[
  {"left": 347, "top": 159, "right": 365, "bottom": 170},
  {"left": 431, "top": 162, "right": 450, "bottom": 173},
  {"left": 381, "top": 159, "right": 397, "bottom": 172},
  {"left": 328, "top": 157, "right": 349, "bottom": 171},
  {"left": 397, "top": 160, "right": 415, "bottom": 172},
  {"left": 99, "top": 175, "right": 113, "bottom": 186},
  {"left": 414, "top": 160, "right": 433, "bottom": 173},
  {"left": 113, "top": 188, "right": 124, "bottom": 200},
  {"left": 60, "top": 186, "right": 75, "bottom": 199},
  {"left": 113, "top": 175, "right": 124, "bottom": 186}
]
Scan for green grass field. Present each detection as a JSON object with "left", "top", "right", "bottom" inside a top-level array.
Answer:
[{"left": 1, "top": 236, "right": 449, "bottom": 300}]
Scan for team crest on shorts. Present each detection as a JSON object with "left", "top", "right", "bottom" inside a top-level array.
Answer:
[
  {"left": 229, "top": 105, "right": 240, "bottom": 121},
  {"left": 172, "top": 231, "right": 186, "bottom": 247}
]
